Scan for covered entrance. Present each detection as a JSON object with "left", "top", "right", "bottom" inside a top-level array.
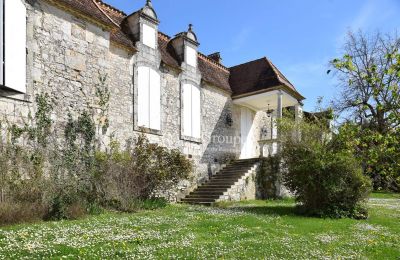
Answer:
[{"left": 235, "top": 89, "right": 303, "bottom": 158}]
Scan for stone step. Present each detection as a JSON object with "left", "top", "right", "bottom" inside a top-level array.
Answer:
[
  {"left": 180, "top": 159, "right": 260, "bottom": 206},
  {"left": 211, "top": 174, "right": 245, "bottom": 179},
  {"left": 190, "top": 190, "right": 225, "bottom": 196},
  {"left": 185, "top": 194, "right": 221, "bottom": 199},
  {"left": 181, "top": 197, "right": 216, "bottom": 203},
  {"left": 198, "top": 184, "right": 232, "bottom": 188},
  {"left": 181, "top": 201, "right": 213, "bottom": 206},
  {"left": 193, "top": 188, "right": 228, "bottom": 193}
]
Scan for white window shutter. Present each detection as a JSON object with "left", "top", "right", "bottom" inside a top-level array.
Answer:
[
  {"left": 142, "top": 24, "right": 156, "bottom": 49},
  {"left": 137, "top": 66, "right": 150, "bottom": 128},
  {"left": 185, "top": 46, "right": 197, "bottom": 67},
  {"left": 149, "top": 68, "right": 160, "bottom": 130},
  {"left": 191, "top": 85, "right": 201, "bottom": 138},
  {"left": 5, "top": 0, "right": 26, "bottom": 93},
  {"left": 183, "top": 83, "right": 192, "bottom": 137}
]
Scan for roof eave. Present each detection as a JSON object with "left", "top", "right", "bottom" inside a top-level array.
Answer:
[
  {"left": 43, "top": 0, "right": 115, "bottom": 30},
  {"left": 232, "top": 85, "right": 305, "bottom": 101}
]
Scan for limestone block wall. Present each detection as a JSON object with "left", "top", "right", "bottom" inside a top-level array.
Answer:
[
  {"left": 217, "top": 163, "right": 260, "bottom": 202},
  {"left": 0, "top": 0, "right": 245, "bottom": 201}
]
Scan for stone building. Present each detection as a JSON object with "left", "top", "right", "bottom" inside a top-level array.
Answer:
[{"left": 0, "top": 0, "right": 305, "bottom": 202}]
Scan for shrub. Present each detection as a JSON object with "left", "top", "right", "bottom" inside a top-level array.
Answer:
[
  {"left": 279, "top": 117, "right": 372, "bottom": 219},
  {"left": 0, "top": 202, "right": 47, "bottom": 226},
  {"left": 0, "top": 79, "right": 193, "bottom": 225},
  {"left": 95, "top": 135, "right": 192, "bottom": 210}
]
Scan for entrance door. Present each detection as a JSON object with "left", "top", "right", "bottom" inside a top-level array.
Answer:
[{"left": 240, "top": 107, "right": 255, "bottom": 159}]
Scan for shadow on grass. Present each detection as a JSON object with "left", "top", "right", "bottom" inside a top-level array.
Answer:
[
  {"left": 238, "top": 205, "right": 296, "bottom": 216},
  {"left": 216, "top": 202, "right": 300, "bottom": 217}
]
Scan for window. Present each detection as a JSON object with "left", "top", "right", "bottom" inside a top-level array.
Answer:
[
  {"left": 182, "top": 83, "right": 200, "bottom": 139},
  {"left": 142, "top": 23, "right": 156, "bottom": 49},
  {"left": 0, "top": 0, "right": 27, "bottom": 93},
  {"left": 185, "top": 46, "right": 197, "bottom": 67},
  {"left": 137, "top": 66, "right": 160, "bottom": 130}
]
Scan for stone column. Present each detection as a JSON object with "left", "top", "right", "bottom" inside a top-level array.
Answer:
[
  {"left": 276, "top": 91, "right": 283, "bottom": 150},
  {"left": 294, "top": 103, "right": 303, "bottom": 141},
  {"left": 294, "top": 103, "right": 303, "bottom": 122},
  {"left": 277, "top": 91, "right": 283, "bottom": 119},
  {"left": 276, "top": 91, "right": 283, "bottom": 197}
]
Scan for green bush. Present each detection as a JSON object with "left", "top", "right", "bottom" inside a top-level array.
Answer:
[
  {"left": 0, "top": 84, "right": 192, "bottom": 225},
  {"left": 95, "top": 135, "right": 192, "bottom": 210},
  {"left": 279, "top": 117, "right": 372, "bottom": 219}
]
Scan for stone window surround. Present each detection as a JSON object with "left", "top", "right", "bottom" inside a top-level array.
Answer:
[
  {"left": 133, "top": 60, "right": 163, "bottom": 136},
  {"left": 140, "top": 19, "right": 158, "bottom": 50},
  {"left": 180, "top": 78, "right": 202, "bottom": 144},
  {"left": 139, "top": 17, "right": 158, "bottom": 52}
]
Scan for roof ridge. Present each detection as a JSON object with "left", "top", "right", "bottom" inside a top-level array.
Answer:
[
  {"left": 264, "top": 57, "right": 296, "bottom": 90},
  {"left": 157, "top": 32, "right": 229, "bottom": 72},
  {"left": 198, "top": 53, "right": 229, "bottom": 72},
  {"left": 229, "top": 57, "right": 265, "bottom": 69},
  {"left": 95, "top": 0, "right": 127, "bottom": 17},
  {"left": 92, "top": 0, "right": 120, "bottom": 27}
]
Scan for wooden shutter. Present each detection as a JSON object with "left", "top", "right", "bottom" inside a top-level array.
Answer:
[
  {"left": 137, "top": 66, "right": 150, "bottom": 128},
  {"left": 185, "top": 46, "right": 197, "bottom": 67},
  {"left": 183, "top": 83, "right": 192, "bottom": 137},
  {"left": 142, "top": 24, "right": 156, "bottom": 49},
  {"left": 5, "top": 0, "right": 26, "bottom": 92},
  {"left": 191, "top": 84, "right": 201, "bottom": 138},
  {"left": 149, "top": 68, "right": 160, "bottom": 130}
]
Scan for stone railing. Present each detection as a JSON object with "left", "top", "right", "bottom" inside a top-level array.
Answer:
[{"left": 258, "top": 138, "right": 280, "bottom": 158}]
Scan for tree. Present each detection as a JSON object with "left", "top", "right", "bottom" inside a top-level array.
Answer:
[
  {"left": 330, "top": 31, "right": 400, "bottom": 191},
  {"left": 330, "top": 31, "right": 400, "bottom": 132}
]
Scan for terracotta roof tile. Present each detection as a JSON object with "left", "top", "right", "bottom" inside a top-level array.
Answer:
[
  {"left": 46, "top": 0, "right": 304, "bottom": 98},
  {"left": 55, "top": 0, "right": 115, "bottom": 26},
  {"left": 198, "top": 55, "right": 231, "bottom": 92},
  {"left": 229, "top": 57, "right": 304, "bottom": 100}
]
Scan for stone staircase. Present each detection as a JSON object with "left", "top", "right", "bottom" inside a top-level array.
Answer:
[{"left": 180, "top": 158, "right": 260, "bottom": 205}]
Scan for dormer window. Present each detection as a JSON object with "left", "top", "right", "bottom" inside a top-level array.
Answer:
[
  {"left": 170, "top": 24, "right": 199, "bottom": 69},
  {"left": 142, "top": 23, "right": 156, "bottom": 49},
  {"left": 0, "top": 0, "right": 27, "bottom": 93},
  {"left": 185, "top": 45, "right": 197, "bottom": 68}
]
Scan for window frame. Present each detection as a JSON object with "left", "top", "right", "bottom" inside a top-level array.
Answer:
[
  {"left": 142, "top": 23, "right": 156, "bottom": 49},
  {"left": 181, "top": 81, "right": 201, "bottom": 143},
  {"left": 135, "top": 65, "right": 162, "bottom": 135},
  {"left": 185, "top": 45, "right": 197, "bottom": 68},
  {"left": 0, "top": 0, "right": 27, "bottom": 93}
]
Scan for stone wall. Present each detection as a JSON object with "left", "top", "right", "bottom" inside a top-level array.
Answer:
[
  {"left": 218, "top": 163, "right": 260, "bottom": 202},
  {"left": 0, "top": 0, "right": 262, "bottom": 201}
]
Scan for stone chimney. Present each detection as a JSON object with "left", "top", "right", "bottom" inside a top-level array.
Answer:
[{"left": 208, "top": 52, "right": 222, "bottom": 64}]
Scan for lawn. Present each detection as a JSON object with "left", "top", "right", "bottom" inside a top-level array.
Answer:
[{"left": 0, "top": 194, "right": 399, "bottom": 259}]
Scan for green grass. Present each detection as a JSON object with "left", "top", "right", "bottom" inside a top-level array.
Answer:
[
  {"left": 370, "top": 191, "right": 400, "bottom": 199},
  {"left": 0, "top": 196, "right": 399, "bottom": 259}
]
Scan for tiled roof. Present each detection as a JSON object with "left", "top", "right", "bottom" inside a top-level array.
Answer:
[
  {"left": 229, "top": 57, "right": 304, "bottom": 100},
  {"left": 198, "top": 54, "right": 231, "bottom": 92},
  {"left": 45, "top": 0, "right": 303, "bottom": 99},
  {"left": 54, "top": 0, "right": 115, "bottom": 26}
]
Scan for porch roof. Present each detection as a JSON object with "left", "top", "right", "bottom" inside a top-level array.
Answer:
[
  {"left": 229, "top": 57, "right": 305, "bottom": 101},
  {"left": 233, "top": 88, "right": 299, "bottom": 111}
]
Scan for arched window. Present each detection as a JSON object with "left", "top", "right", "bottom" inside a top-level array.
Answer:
[
  {"left": 137, "top": 66, "right": 160, "bottom": 130},
  {"left": 182, "top": 83, "right": 200, "bottom": 138},
  {"left": 0, "top": 0, "right": 26, "bottom": 93}
]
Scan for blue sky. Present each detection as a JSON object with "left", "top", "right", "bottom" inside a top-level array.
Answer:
[{"left": 104, "top": 0, "right": 400, "bottom": 111}]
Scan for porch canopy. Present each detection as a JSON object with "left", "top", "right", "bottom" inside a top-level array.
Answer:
[
  {"left": 229, "top": 57, "right": 305, "bottom": 158},
  {"left": 229, "top": 57, "right": 305, "bottom": 114}
]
